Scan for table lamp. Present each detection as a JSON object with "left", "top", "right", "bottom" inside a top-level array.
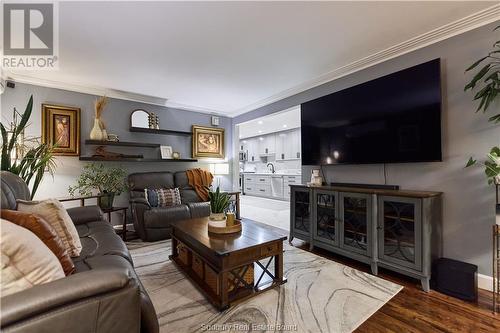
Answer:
[{"left": 209, "top": 163, "right": 229, "bottom": 188}]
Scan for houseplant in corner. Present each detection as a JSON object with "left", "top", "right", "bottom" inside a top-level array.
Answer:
[
  {"left": 465, "top": 24, "right": 500, "bottom": 185},
  {"left": 208, "top": 186, "right": 231, "bottom": 227},
  {"left": 0, "top": 95, "right": 57, "bottom": 198},
  {"left": 68, "top": 163, "right": 127, "bottom": 209}
]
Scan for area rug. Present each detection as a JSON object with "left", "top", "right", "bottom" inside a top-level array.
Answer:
[{"left": 127, "top": 241, "right": 402, "bottom": 333}]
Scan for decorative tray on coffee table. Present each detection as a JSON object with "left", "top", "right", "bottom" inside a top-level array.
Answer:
[{"left": 208, "top": 219, "right": 242, "bottom": 234}]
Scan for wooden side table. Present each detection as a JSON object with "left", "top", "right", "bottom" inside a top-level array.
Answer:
[{"left": 102, "top": 206, "right": 129, "bottom": 241}]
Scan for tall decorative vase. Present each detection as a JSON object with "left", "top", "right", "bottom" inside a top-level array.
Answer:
[{"left": 90, "top": 118, "right": 104, "bottom": 140}]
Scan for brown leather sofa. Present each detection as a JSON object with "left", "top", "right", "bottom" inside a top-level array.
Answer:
[
  {"left": 0, "top": 171, "right": 159, "bottom": 333},
  {"left": 128, "top": 171, "right": 210, "bottom": 241}
]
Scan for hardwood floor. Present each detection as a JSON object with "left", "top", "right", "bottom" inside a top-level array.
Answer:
[{"left": 295, "top": 242, "right": 500, "bottom": 333}]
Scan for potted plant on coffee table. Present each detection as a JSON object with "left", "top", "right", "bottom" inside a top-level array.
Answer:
[
  {"left": 68, "top": 163, "right": 127, "bottom": 209},
  {"left": 208, "top": 186, "right": 230, "bottom": 226}
]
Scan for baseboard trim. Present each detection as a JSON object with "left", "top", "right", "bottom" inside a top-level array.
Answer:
[{"left": 478, "top": 273, "right": 493, "bottom": 292}]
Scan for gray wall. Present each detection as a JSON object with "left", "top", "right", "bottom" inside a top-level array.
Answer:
[
  {"left": 1, "top": 83, "right": 233, "bottom": 208},
  {"left": 234, "top": 22, "right": 500, "bottom": 276}
]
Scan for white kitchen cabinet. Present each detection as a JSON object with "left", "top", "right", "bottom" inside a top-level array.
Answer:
[
  {"left": 258, "top": 134, "right": 276, "bottom": 155},
  {"left": 283, "top": 175, "right": 301, "bottom": 199},
  {"left": 275, "top": 132, "right": 287, "bottom": 160},
  {"left": 246, "top": 138, "right": 259, "bottom": 162},
  {"left": 285, "top": 129, "right": 301, "bottom": 160},
  {"left": 271, "top": 176, "right": 284, "bottom": 198}
]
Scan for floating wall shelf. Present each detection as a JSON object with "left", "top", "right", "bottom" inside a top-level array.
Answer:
[
  {"left": 129, "top": 127, "right": 192, "bottom": 136},
  {"left": 85, "top": 140, "right": 160, "bottom": 148},
  {"left": 79, "top": 157, "right": 198, "bottom": 162}
]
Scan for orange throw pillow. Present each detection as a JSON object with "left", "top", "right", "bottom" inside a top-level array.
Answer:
[{"left": 1, "top": 210, "right": 75, "bottom": 276}]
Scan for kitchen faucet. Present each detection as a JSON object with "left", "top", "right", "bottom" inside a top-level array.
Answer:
[{"left": 266, "top": 163, "right": 275, "bottom": 173}]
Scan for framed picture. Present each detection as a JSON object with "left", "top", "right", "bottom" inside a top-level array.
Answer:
[
  {"left": 192, "top": 125, "right": 224, "bottom": 159},
  {"left": 42, "top": 104, "right": 81, "bottom": 156},
  {"left": 160, "top": 145, "right": 173, "bottom": 159}
]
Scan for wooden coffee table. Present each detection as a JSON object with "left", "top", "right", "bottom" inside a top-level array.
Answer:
[{"left": 169, "top": 217, "right": 287, "bottom": 311}]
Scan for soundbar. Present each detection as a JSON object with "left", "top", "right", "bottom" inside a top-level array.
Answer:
[{"left": 330, "top": 182, "right": 400, "bottom": 191}]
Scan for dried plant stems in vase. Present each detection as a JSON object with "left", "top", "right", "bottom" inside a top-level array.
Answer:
[{"left": 90, "top": 96, "right": 108, "bottom": 140}]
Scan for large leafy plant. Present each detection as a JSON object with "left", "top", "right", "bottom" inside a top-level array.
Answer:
[
  {"left": 68, "top": 163, "right": 128, "bottom": 196},
  {"left": 465, "top": 25, "right": 500, "bottom": 185},
  {"left": 464, "top": 25, "right": 500, "bottom": 122},
  {"left": 0, "top": 95, "right": 57, "bottom": 198},
  {"left": 208, "top": 187, "right": 230, "bottom": 214}
]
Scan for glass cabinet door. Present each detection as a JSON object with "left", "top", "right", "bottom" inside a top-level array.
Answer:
[
  {"left": 340, "top": 193, "right": 372, "bottom": 256},
  {"left": 378, "top": 196, "right": 422, "bottom": 270},
  {"left": 313, "top": 190, "right": 338, "bottom": 245},
  {"left": 292, "top": 188, "right": 311, "bottom": 235}
]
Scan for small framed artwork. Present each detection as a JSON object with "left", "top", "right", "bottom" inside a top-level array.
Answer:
[
  {"left": 42, "top": 104, "right": 81, "bottom": 156},
  {"left": 192, "top": 125, "right": 225, "bottom": 159},
  {"left": 160, "top": 145, "right": 173, "bottom": 159}
]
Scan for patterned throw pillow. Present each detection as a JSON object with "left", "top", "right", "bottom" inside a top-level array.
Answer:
[{"left": 145, "top": 188, "right": 182, "bottom": 207}]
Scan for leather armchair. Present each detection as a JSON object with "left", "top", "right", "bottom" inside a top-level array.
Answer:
[
  {"left": 187, "top": 202, "right": 211, "bottom": 218},
  {"left": 128, "top": 171, "right": 211, "bottom": 241},
  {"left": 130, "top": 197, "right": 152, "bottom": 241}
]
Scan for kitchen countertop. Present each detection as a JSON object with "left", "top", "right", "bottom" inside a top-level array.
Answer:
[{"left": 241, "top": 172, "right": 301, "bottom": 176}]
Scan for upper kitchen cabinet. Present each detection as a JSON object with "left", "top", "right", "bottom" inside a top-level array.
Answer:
[
  {"left": 246, "top": 138, "right": 259, "bottom": 162},
  {"left": 258, "top": 134, "right": 276, "bottom": 155},
  {"left": 275, "top": 132, "right": 287, "bottom": 160},
  {"left": 286, "top": 129, "right": 301, "bottom": 160}
]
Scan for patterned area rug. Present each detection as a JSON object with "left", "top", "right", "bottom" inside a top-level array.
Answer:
[{"left": 127, "top": 241, "right": 402, "bottom": 333}]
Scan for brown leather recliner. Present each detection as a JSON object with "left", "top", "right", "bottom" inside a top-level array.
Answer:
[
  {"left": 128, "top": 171, "right": 210, "bottom": 241},
  {"left": 0, "top": 171, "right": 159, "bottom": 333}
]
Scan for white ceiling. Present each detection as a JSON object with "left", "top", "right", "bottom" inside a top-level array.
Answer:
[
  {"left": 5, "top": 1, "right": 498, "bottom": 116},
  {"left": 239, "top": 106, "right": 301, "bottom": 139}
]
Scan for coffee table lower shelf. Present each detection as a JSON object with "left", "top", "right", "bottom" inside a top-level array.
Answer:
[{"left": 169, "top": 238, "right": 286, "bottom": 311}]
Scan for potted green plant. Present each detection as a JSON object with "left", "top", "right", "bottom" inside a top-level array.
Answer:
[
  {"left": 0, "top": 95, "right": 57, "bottom": 198},
  {"left": 464, "top": 24, "right": 500, "bottom": 185},
  {"left": 68, "top": 163, "right": 127, "bottom": 209},
  {"left": 208, "top": 186, "right": 230, "bottom": 225}
]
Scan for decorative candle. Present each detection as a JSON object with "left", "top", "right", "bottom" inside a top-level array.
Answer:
[{"left": 226, "top": 212, "right": 235, "bottom": 226}]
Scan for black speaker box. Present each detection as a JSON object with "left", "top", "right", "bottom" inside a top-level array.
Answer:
[{"left": 431, "top": 258, "right": 477, "bottom": 301}]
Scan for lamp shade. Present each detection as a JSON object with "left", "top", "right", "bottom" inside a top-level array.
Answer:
[{"left": 209, "top": 163, "right": 229, "bottom": 175}]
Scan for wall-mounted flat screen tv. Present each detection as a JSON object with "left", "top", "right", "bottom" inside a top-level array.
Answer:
[{"left": 301, "top": 59, "right": 442, "bottom": 165}]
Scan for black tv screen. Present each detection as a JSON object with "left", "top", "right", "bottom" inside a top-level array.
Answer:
[{"left": 301, "top": 59, "right": 442, "bottom": 165}]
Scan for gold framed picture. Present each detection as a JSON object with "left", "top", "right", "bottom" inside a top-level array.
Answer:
[
  {"left": 192, "top": 125, "right": 224, "bottom": 159},
  {"left": 42, "top": 104, "right": 81, "bottom": 156}
]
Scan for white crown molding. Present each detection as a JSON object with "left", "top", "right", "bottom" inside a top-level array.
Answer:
[
  {"left": 3, "top": 72, "right": 229, "bottom": 116},
  {"left": 4, "top": 4, "right": 499, "bottom": 118},
  {"left": 231, "top": 4, "right": 500, "bottom": 117}
]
